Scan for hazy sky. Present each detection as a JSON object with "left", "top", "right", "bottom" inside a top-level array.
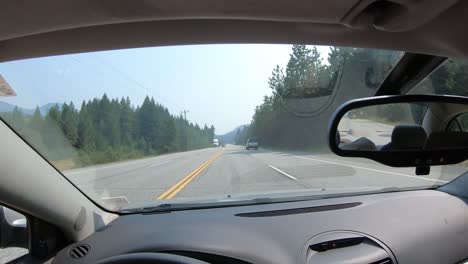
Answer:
[{"left": 0, "top": 44, "right": 330, "bottom": 134}]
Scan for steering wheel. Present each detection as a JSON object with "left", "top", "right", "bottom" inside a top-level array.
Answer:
[{"left": 96, "top": 253, "right": 210, "bottom": 264}]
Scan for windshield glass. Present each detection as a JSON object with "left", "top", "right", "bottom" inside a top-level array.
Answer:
[
  {"left": 0, "top": 44, "right": 463, "bottom": 212},
  {"left": 410, "top": 58, "right": 468, "bottom": 96}
]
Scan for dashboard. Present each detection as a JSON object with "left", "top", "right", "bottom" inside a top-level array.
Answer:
[{"left": 52, "top": 189, "right": 468, "bottom": 264}]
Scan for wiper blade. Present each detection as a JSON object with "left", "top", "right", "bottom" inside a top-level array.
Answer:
[
  {"left": 119, "top": 202, "right": 199, "bottom": 213},
  {"left": 119, "top": 198, "right": 278, "bottom": 214},
  {"left": 118, "top": 186, "right": 441, "bottom": 214}
]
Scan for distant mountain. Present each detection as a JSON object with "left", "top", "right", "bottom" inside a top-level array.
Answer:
[
  {"left": 217, "top": 124, "right": 249, "bottom": 144},
  {"left": 0, "top": 102, "right": 17, "bottom": 113},
  {"left": 0, "top": 101, "right": 63, "bottom": 116}
]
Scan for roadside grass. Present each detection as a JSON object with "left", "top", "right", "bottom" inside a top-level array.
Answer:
[
  {"left": 51, "top": 146, "right": 216, "bottom": 171},
  {"left": 52, "top": 159, "right": 77, "bottom": 171}
]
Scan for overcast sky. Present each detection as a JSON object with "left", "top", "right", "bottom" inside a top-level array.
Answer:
[{"left": 0, "top": 44, "right": 330, "bottom": 134}]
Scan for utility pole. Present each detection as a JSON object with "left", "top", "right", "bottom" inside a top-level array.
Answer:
[
  {"left": 181, "top": 110, "right": 189, "bottom": 122},
  {"left": 181, "top": 110, "right": 189, "bottom": 151}
]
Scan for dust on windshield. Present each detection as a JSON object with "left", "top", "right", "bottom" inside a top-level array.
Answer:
[{"left": 0, "top": 44, "right": 463, "bottom": 212}]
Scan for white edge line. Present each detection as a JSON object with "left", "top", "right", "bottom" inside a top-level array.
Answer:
[
  {"left": 293, "top": 155, "right": 448, "bottom": 183},
  {"left": 66, "top": 159, "right": 171, "bottom": 175},
  {"left": 149, "top": 161, "right": 170, "bottom": 167},
  {"left": 65, "top": 162, "right": 136, "bottom": 175},
  {"left": 268, "top": 165, "right": 299, "bottom": 181}
]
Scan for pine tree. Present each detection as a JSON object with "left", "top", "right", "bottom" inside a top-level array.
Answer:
[
  {"left": 269, "top": 65, "right": 285, "bottom": 100},
  {"left": 109, "top": 98, "right": 121, "bottom": 147},
  {"left": 60, "top": 102, "right": 79, "bottom": 146},
  {"left": 46, "top": 105, "right": 61, "bottom": 122},
  {"left": 29, "top": 107, "right": 43, "bottom": 131},
  {"left": 10, "top": 106, "right": 25, "bottom": 133},
  {"left": 119, "top": 97, "right": 135, "bottom": 146},
  {"left": 283, "top": 44, "right": 327, "bottom": 98},
  {"left": 209, "top": 125, "right": 215, "bottom": 142},
  {"left": 96, "top": 94, "right": 113, "bottom": 150},
  {"left": 0, "top": 94, "right": 215, "bottom": 165},
  {"left": 137, "top": 96, "right": 158, "bottom": 152},
  {"left": 77, "top": 101, "right": 96, "bottom": 151},
  {"left": 42, "top": 105, "right": 66, "bottom": 159},
  {"left": 160, "top": 119, "right": 176, "bottom": 152}
]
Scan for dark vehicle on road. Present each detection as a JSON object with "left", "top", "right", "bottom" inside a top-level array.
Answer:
[{"left": 245, "top": 137, "right": 259, "bottom": 150}]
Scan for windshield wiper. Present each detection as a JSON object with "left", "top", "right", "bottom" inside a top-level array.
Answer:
[
  {"left": 119, "top": 186, "right": 442, "bottom": 214},
  {"left": 119, "top": 202, "right": 201, "bottom": 214},
  {"left": 118, "top": 197, "right": 279, "bottom": 214}
]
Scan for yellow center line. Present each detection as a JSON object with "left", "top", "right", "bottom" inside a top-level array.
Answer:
[{"left": 155, "top": 150, "right": 224, "bottom": 200}]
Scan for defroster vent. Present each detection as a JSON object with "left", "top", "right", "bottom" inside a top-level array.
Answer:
[
  {"left": 302, "top": 231, "right": 396, "bottom": 264},
  {"left": 370, "top": 258, "right": 393, "bottom": 264},
  {"left": 69, "top": 244, "right": 90, "bottom": 259}
]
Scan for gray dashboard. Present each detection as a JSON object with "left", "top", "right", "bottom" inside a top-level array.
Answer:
[{"left": 53, "top": 190, "right": 468, "bottom": 264}]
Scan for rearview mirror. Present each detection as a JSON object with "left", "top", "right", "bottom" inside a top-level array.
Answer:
[{"left": 329, "top": 95, "right": 468, "bottom": 168}]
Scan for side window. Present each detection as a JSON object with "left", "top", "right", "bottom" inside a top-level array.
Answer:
[
  {"left": 448, "top": 113, "right": 468, "bottom": 132},
  {"left": 0, "top": 206, "right": 28, "bottom": 263}
]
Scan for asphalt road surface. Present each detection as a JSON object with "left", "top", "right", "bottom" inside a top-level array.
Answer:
[{"left": 64, "top": 145, "right": 466, "bottom": 210}]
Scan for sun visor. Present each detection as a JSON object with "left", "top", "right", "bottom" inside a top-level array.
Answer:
[{"left": 0, "top": 0, "right": 361, "bottom": 42}]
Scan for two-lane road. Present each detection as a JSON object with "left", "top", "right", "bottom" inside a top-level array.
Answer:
[{"left": 65, "top": 145, "right": 465, "bottom": 209}]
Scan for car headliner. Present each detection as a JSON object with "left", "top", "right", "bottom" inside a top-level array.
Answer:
[{"left": 0, "top": 0, "right": 467, "bottom": 62}]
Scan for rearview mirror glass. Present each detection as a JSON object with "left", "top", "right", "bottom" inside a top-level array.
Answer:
[{"left": 329, "top": 95, "right": 468, "bottom": 167}]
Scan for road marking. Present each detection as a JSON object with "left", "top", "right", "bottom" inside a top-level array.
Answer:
[
  {"left": 65, "top": 162, "right": 132, "bottom": 175},
  {"left": 149, "top": 161, "right": 169, "bottom": 167},
  {"left": 156, "top": 150, "right": 224, "bottom": 200},
  {"left": 268, "top": 165, "right": 299, "bottom": 181},
  {"left": 293, "top": 155, "right": 449, "bottom": 183},
  {"left": 268, "top": 165, "right": 312, "bottom": 188},
  {"left": 65, "top": 159, "right": 171, "bottom": 175}
]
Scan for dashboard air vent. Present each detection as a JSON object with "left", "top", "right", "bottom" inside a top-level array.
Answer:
[{"left": 69, "top": 244, "right": 90, "bottom": 259}]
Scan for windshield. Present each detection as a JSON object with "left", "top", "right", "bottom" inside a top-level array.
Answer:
[
  {"left": 0, "top": 44, "right": 464, "bottom": 212},
  {"left": 410, "top": 58, "right": 468, "bottom": 96}
]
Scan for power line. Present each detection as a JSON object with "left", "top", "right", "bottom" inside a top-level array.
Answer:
[
  {"left": 68, "top": 54, "right": 211, "bottom": 131},
  {"left": 89, "top": 53, "right": 184, "bottom": 112}
]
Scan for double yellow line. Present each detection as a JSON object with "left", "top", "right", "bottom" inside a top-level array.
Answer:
[{"left": 156, "top": 150, "right": 224, "bottom": 200}]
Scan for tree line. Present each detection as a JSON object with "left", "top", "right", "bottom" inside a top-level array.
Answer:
[
  {"left": 235, "top": 45, "right": 402, "bottom": 148},
  {"left": 237, "top": 45, "right": 468, "bottom": 149},
  {"left": 2, "top": 95, "right": 215, "bottom": 168}
]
